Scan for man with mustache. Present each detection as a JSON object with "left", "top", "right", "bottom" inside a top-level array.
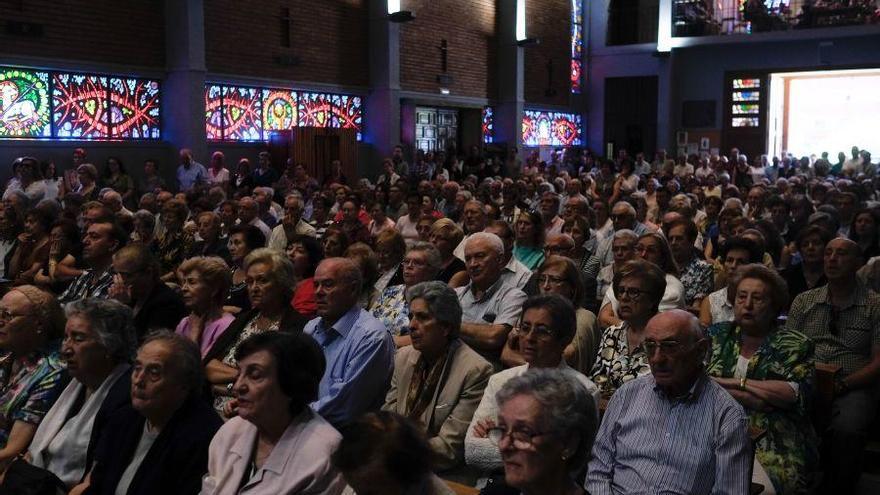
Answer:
[{"left": 587, "top": 310, "right": 751, "bottom": 495}]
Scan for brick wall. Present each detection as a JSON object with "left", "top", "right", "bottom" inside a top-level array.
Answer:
[
  {"left": 204, "top": 0, "right": 370, "bottom": 87},
  {"left": 524, "top": 0, "right": 572, "bottom": 107},
  {"left": 399, "top": 0, "right": 496, "bottom": 99},
  {"left": 0, "top": 0, "right": 165, "bottom": 69}
]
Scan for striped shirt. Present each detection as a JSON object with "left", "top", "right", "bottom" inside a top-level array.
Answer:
[
  {"left": 58, "top": 268, "right": 114, "bottom": 305},
  {"left": 587, "top": 373, "right": 751, "bottom": 495}
]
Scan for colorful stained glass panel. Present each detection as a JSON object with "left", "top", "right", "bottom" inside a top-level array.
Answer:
[
  {"left": 262, "top": 88, "right": 298, "bottom": 131},
  {"left": 108, "top": 78, "right": 160, "bottom": 139},
  {"left": 205, "top": 84, "right": 223, "bottom": 140},
  {"left": 733, "top": 78, "right": 761, "bottom": 89},
  {"left": 0, "top": 68, "right": 51, "bottom": 137},
  {"left": 330, "top": 94, "right": 363, "bottom": 140},
  {"left": 522, "top": 110, "right": 582, "bottom": 147},
  {"left": 732, "top": 104, "right": 759, "bottom": 114},
  {"left": 732, "top": 91, "right": 760, "bottom": 102},
  {"left": 222, "top": 86, "right": 262, "bottom": 141},
  {"left": 570, "top": 0, "right": 583, "bottom": 94},
  {"left": 53, "top": 73, "right": 109, "bottom": 139},
  {"left": 732, "top": 117, "right": 759, "bottom": 127},
  {"left": 298, "top": 92, "right": 332, "bottom": 128},
  {"left": 482, "top": 106, "right": 494, "bottom": 144}
]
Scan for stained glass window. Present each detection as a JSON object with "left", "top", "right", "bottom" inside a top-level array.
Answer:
[
  {"left": 262, "top": 88, "right": 298, "bottom": 132},
  {"left": 732, "top": 117, "right": 759, "bottom": 127},
  {"left": 730, "top": 76, "right": 762, "bottom": 128},
  {"left": 732, "top": 104, "right": 759, "bottom": 114},
  {"left": 298, "top": 92, "right": 332, "bottom": 128},
  {"left": 205, "top": 84, "right": 224, "bottom": 140},
  {"left": 108, "top": 78, "right": 160, "bottom": 139},
  {"left": 482, "top": 107, "right": 494, "bottom": 144},
  {"left": 733, "top": 78, "right": 761, "bottom": 89},
  {"left": 222, "top": 86, "right": 262, "bottom": 141},
  {"left": 330, "top": 94, "right": 364, "bottom": 141},
  {"left": 522, "top": 110, "right": 582, "bottom": 147},
  {"left": 0, "top": 68, "right": 51, "bottom": 138},
  {"left": 732, "top": 91, "right": 760, "bottom": 102},
  {"left": 571, "top": 0, "right": 583, "bottom": 94},
  {"left": 53, "top": 73, "right": 110, "bottom": 139}
]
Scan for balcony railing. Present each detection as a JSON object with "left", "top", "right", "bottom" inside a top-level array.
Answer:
[{"left": 673, "top": 0, "right": 879, "bottom": 37}]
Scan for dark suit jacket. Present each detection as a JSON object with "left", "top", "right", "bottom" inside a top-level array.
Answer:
[
  {"left": 86, "top": 395, "right": 222, "bottom": 495},
  {"left": 202, "top": 306, "right": 308, "bottom": 364},
  {"left": 84, "top": 369, "right": 132, "bottom": 476},
  {"left": 133, "top": 283, "right": 186, "bottom": 340}
]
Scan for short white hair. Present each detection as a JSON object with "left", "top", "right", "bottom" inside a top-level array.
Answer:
[{"left": 465, "top": 232, "right": 504, "bottom": 256}]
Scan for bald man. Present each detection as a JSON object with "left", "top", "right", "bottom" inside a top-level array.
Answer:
[
  {"left": 305, "top": 258, "right": 395, "bottom": 428},
  {"left": 787, "top": 237, "right": 880, "bottom": 493},
  {"left": 588, "top": 310, "right": 751, "bottom": 495}
]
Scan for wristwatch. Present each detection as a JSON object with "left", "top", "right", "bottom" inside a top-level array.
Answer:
[{"left": 739, "top": 377, "right": 748, "bottom": 391}]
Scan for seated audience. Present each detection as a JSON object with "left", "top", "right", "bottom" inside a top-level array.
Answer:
[
  {"left": 786, "top": 237, "right": 880, "bottom": 493},
  {"left": 286, "top": 234, "right": 324, "bottom": 319},
  {"left": 305, "top": 257, "right": 395, "bottom": 428},
  {"left": 27, "top": 299, "right": 136, "bottom": 488},
  {"left": 189, "top": 211, "right": 230, "bottom": 261},
  {"left": 483, "top": 220, "right": 533, "bottom": 292},
  {"left": 202, "top": 332, "right": 345, "bottom": 494},
  {"left": 204, "top": 248, "right": 307, "bottom": 416},
  {"left": 466, "top": 294, "right": 600, "bottom": 474},
  {"left": 267, "top": 193, "right": 317, "bottom": 251},
  {"left": 371, "top": 242, "right": 442, "bottom": 346},
  {"left": 594, "top": 229, "right": 638, "bottom": 307},
  {"left": 374, "top": 228, "right": 406, "bottom": 294},
  {"left": 666, "top": 218, "right": 714, "bottom": 310},
  {"left": 382, "top": 281, "right": 492, "bottom": 475},
  {"left": 428, "top": 218, "right": 467, "bottom": 284},
  {"left": 512, "top": 210, "right": 545, "bottom": 270},
  {"left": 484, "top": 368, "right": 598, "bottom": 495},
  {"left": 108, "top": 244, "right": 186, "bottom": 340},
  {"left": 333, "top": 412, "right": 454, "bottom": 495},
  {"left": 344, "top": 242, "right": 381, "bottom": 309},
  {"left": 58, "top": 220, "right": 128, "bottom": 304},
  {"left": 590, "top": 259, "right": 665, "bottom": 395},
  {"left": 74, "top": 332, "right": 222, "bottom": 495},
  {"left": 175, "top": 256, "right": 234, "bottom": 357},
  {"left": 155, "top": 199, "right": 194, "bottom": 281},
  {"left": 782, "top": 225, "right": 831, "bottom": 302},
  {"left": 7, "top": 207, "right": 53, "bottom": 286},
  {"left": 0, "top": 286, "right": 66, "bottom": 467},
  {"left": 587, "top": 310, "right": 751, "bottom": 494},
  {"left": 700, "top": 237, "right": 764, "bottom": 326},
  {"left": 33, "top": 219, "right": 84, "bottom": 293},
  {"left": 225, "top": 224, "right": 266, "bottom": 314}
]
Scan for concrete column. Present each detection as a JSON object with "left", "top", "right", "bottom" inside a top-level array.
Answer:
[
  {"left": 163, "top": 0, "right": 207, "bottom": 163},
  {"left": 365, "top": 0, "right": 401, "bottom": 176},
  {"left": 494, "top": 0, "right": 524, "bottom": 151}
]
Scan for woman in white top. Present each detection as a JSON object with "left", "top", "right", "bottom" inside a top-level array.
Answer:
[{"left": 208, "top": 151, "right": 231, "bottom": 189}]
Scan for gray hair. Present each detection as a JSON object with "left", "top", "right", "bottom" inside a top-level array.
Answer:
[
  {"left": 65, "top": 298, "right": 137, "bottom": 363},
  {"left": 244, "top": 248, "right": 298, "bottom": 298},
  {"left": 406, "top": 281, "right": 463, "bottom": 339},
  {"left": 496, "top": 368, "right": 598, "bottom": 473},
  {"left": 320, "top": 257, "right": 364, "bottom": 295},
  {"left": 133, "top": 209, "right": 156, "bottom": 230},
  {"left": 140, "top": 330, "right": 204, "bottom": 392},
  {"left": 612, "top": 228, "right": 638, "bottom": 244},
  {"left": 406, "top": 242, "right": 442, "bottom": 273},
  {"left": 612, "top": 201, "right": 637, "bottom": 217},
  {"left": 285, "top": 193, "right": 303, "bottom": 206},
  {"left": 253, "top": 186, "right": 274, "bottom": 198},
  {"left": 465, "top": 232, "right": 504, "bottom": 256}
]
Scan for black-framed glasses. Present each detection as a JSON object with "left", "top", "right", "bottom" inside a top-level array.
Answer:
[
  {"left": 537, "top": 274, "right": 567, "bottom": 287},
  {"left": 517, "top": 323, "right": 556, "bottom": 339},
  {"left": 617, "top": 286, "right": 649, "bottom": 301},
  {"left": 487, "top": 426, "right": 554, "bottom": 449}
]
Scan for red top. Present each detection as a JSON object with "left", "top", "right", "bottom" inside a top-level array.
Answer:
[{"left": 291, "top": 277, "right": 317, "bottom": 319}]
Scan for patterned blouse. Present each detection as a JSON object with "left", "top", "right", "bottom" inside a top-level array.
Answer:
[
  {"left": 707, "top": 322, "right": 818, "bottom": 494},
  {"left": 213, "top": 315, "right": 279, "bottom": 414},
  {"left": 370, "top": 284, "right": 409, "bottom": 337},
  {"left": 589, "top": 322, "right": 651, "bottom": 395},
  {"left": 0, "top": 347, "right": 67, "bottom": 447},
  {"left": 679, "top": 257, "right": 715, "bottom": 306}
]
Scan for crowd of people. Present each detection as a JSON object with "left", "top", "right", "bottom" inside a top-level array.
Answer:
[{"left": 0, "top": 141, "right": 876, "bottom": 495}]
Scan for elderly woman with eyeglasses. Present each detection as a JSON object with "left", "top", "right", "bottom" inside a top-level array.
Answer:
[
  {"left": 370, "top": 243, "right": 443, "bottom": 347},
  {"left": 590, "top": 259, "right": 667, "bottom": 396},
  {"left": 466, "top": 294, "right": 600, "bottom": 479},
  {"left": 381, "top": 281, "right": 493, "bottom": 477},
  {"left": 482, "top": 369, "right": 598, "bottom": 495},
  {"left": 0, "top": 285, "right": 66, "bottom": 470},
  {"left": 26, "top": 299, "right": 136, "bottom": 488},
  {"left": 707, "top": 264, "right": 817, "bottom": 494}
]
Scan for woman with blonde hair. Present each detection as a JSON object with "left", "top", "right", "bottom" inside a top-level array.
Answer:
[
  {"left": 176, "top": 256, "right": 235, "bottom": 357},
  {"left": 429, "top": 218, "right": 466, "bottom": 284}
]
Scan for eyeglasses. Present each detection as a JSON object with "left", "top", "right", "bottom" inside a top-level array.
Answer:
[
  {"left": 517, "top": 323, "right": 556, "bottom": 339},
  {"left": 617, "top": 286, "right": 649, "bottom": 301},
  {"left": 487, "top": 426, "right": 554, "bottom": 449},
  {"left": 537, "top": 274, "right": 568, "bottom": 287},
  {"left": 643, "top": 338, "right": 704, "bottom": 356},
  {"left": 402, "top": 258, "right": 427, "bottom": 268},
  {"left": 543, "top": 245, "right": 572, "bottom": 255}
]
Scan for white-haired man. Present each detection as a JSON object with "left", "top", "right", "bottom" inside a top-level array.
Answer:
[{"left": 267, "top": 194, "right": 317, "bottom": 251}]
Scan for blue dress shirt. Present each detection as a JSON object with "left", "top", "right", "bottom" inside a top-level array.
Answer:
[{"left": 306, "top": 307, "right": 395, "bottom": 427}]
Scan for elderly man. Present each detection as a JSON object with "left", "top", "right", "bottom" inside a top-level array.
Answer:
[
  {"left": 787, "top": 238, "right": 880, "bottom": 493},
  {"left": 59, "top": 221, "right": 128, "bottom": 305},
  {"left": 237, "top": 196, "right": 271, "bottom": 241},
  {"left": 109, "top": 244, "right": 185, "bottom": 340},
  {"left": 482, "top": 220, "right": 533, "bottom": 292},
  {"left": 100, "top": 190, "right": 133, "bottom": 220},
  {"left": 267, "top": 194, "right": 317, "bottom": 251},
  {"left": 456, "top": 233, "right": 527, "bottom": 364},
  {"left": 454, "top": 200, "right": 490, "bottom": 261},
  {"left": 75, "top": 332, "right": 222, "bottom": 495},
  {"left": 175, "top": 148, "right": 208, "bottom": 192},
  {"left": 587, "top": 310, "right": 751, "bottom": 494},
  {"left": 538, "top": 191, "right": 564, "bottom": 236},
  {"left": 592, "top": 201, "right": 649, "bottom": 270},
  {"left": 305, "top": 258, "right": 395, "bottom": 428},
  {"left": 252, "top": 186, "right": 280, "bottom": 228}
]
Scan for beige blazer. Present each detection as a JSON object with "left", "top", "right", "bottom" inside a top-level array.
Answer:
[{"left": 382, "top": 340, "right": 493, "bottom": 472}]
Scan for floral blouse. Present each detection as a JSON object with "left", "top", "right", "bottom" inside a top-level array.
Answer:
[
  {"left": 157, "top": 230, "right": 194, "bottom": 275},
  {"left": 589, "top": 322, "right": 650, "bottom": 395},
  {"left": 370, "top": 284, "right": 409, "bottom": 337},
  {"left": 707, "top": 322, "right": 818, "bottom": 494},
  {"left": 0, "top": 347, "right": 67, "bottom": 447},
  {"left": 679, "top": 257, "right": 715, "bottom": 306}
]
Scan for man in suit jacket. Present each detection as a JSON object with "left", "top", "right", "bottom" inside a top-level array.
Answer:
[
  {"left": 382, "top": 281, "right": 493, "bottom": 476},
  {"left": 74, "top": 332, "right": 222, "bottom": 495}
]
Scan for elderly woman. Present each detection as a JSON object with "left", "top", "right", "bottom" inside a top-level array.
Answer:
[
  {"left": 72, "top": 163, "right": 99, "bottom": 202},
  {"left": 225, "top": 224, "right": 266, "bottom": 314},
  {"left": 334, "top": 412, "right": 454, "bottom": 495},
  {"left": 485, "top": 369, "right": 598, "bottom": 495},
  {"left": 513, "top": 210, "right": 545, "bottom": 271},
  {"left": 707, "top": 264, "right": 817, "bottom": 494},
  {"left": 370, "top": 243, "right": 442, "bottom": 347},
  {"left": 0, "top": 285, "right": 66, "bottom": 468},
  {"left": 287, "top": 234, "right": 324, "bottom": 319},
  {"left": 27, "top": 299, "right": 136, "bottom": 488},
  {"left": 176, "top": 257, "right": 235, "bottom": 358},
  {"left": 381, "top": 281, "right": 493, "bottom": 475},
  {"left": 131, "top": 209, "right": 157, "bottom": 247},
  {"left": 466, "top": 294, "right": 600, "bottom": 477},
  {"left": 599, "top": 232, "right": 685, "bottom": 328},
  {"left": 374, "top": 228, "right": 406, "bottom": 293},
  {"left": 156, "top": 199, "right": 194, "bottom": 281},
  {"left": 7, "top": 206, "right": 53, "bottom": 286},
  {"left": 190, "top": 211, "right": 230, "bottom": 261},
  {"left": 204, "top": 248, "right": 307, "bottom": 416},
  {"left": 700, "top": 237, "right": 764, "bottom": 327},
  {"left": 429, "top": 218, "right": 466, "bottom": 284},
  {"left": 590, "top": 259, "right": 666, "bottom": 395},
  {"left": 202, "top": 332, "right": 345, "bottom": 494}
]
